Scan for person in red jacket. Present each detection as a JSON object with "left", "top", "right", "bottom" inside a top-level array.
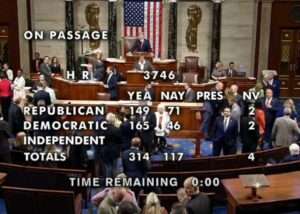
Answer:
[{"left": 0, "top": 73, "right": 12, "bottom": 121}]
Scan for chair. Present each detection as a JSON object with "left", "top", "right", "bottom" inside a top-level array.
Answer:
[
  {"left": 123, "top": 37, "right": 137, "bottom": 54},
  {"left": 185, "top": 56, "right": 200, "bottom": 73},
  {"left": 179, "top": 56, "right": 207, "bottom": 82},
  {"left": 182, "top": 72, "right": 199, "bottom": 84}
]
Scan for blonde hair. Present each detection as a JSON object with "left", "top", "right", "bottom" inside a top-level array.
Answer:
[{"left": 143, "top": 192, "right": 161, "bottom": 214}]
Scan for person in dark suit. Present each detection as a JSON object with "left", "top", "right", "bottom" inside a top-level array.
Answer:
[
  {"left": 184, "top": 177, "right": 211, "bottom": 214},
  {"left": 94, "top": 57, "right": 106, "bottom": 81},
  {"left": 8, "top": 97, "right": 25, "bottom": 137},
  {"left": 39, "top": 56, "right": 52, "bottom": 86},
  {"left": 143, "top": 83, "right": 155, "bottom": 101},
  {"left": 212, "top": 107, "right": 238, "bottom": 156},
  {"left": 131, "top": 32, "right": 152, "bottom": 53},
  {"left": 262, "top": 88, "right": 280, "bottom": 149},
  {"left": 100, "top": 113, "right": 122, "bottom": 178},
  {"left": 225, "top": 62, "right": 238, "bottom": 77},
  {"left": 184, "top": 83, "right": 196, "bottom": 102},
  {"left": 240, "top": 115, "right": 260, "bottom": 153},
  {"left": 262, "top": 71, "right": 281, "bottom": 98},
  {"left": 201, "top": 82, "right": 225, "bottom": 139},
  {"left": 33, "top": 82, "right": 52, "bottom": 106},
  {"left": 105, "top": 66, "right": 118, "bottom": 100},
  {"left": 122, "top": 137, "right": 150, "bottom": 179},
  {"left": 32, "top": 52, "right": 42, "bottom": 73},
  {"left": 119, "top": 107, "right": 136, "bottom": 151},
  {"left": 281, "top": 143, "right": 300, "bottom": 163},
  {"left": 0, "top": 118, "right": 12, "bottom": 162},
  {"left": 50, "top": 56, "right": 61, "bottom": 74},
  {"left": 138, "top": 107, "right": 156, "bottom": 154},
  {"left": 133, "top": 55, "right": 153, "bottom": 72}
]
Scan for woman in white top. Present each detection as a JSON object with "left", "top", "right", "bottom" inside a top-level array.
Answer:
[{"left": 13, "top": 69, "right": 26, "bottom": 99}]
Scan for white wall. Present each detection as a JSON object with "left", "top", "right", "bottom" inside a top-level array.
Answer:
[{"left": 220, "top": 0, "right": 257, "bottom": 75}]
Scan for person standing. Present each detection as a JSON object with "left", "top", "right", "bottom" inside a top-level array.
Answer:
[
  {"left": 184, "top": 177, "right": 211, "bottom": 214},
  {"left": 138, "top": 107, "right": 156, "bottom": 154},
  {"left": 122, "top": 137, "right": 150, "bottom": 179},
  {"left": 13, "top": 69, "right": 26, "bottom": 99},
  {"left": 105, "top": 66, "right": 118, "bottom": 100},
  {"left": 8, "top": 96, "right": 25, "bottom": 137},
  {"left": 0, "top": 73, "right": 12, "bottom": 121},
  {"left": 39, "top": 56, "right": 52, "bottom": 86},
  {"left": 2, "top": 63, "right": 13, "bottom": 81},
  {"left": 100, "top": 113, "right": 122, "bottom": 178},
  {"left": 50, "top": 56, "right": 62, "bottom": 74},
  {"left": 272, "top": 107, "right": 300, "bottom": 147},
  {"left": 154, "top": 104, "right": 171, "bottom": 152},
  {"left": 262, "top": 88, "right": 279, "bottom": 149},
  {"left": 32, "top": 52, "right": 42, "bottom": 73},
  {"left": 240, "top": 115, "right": 260, "bottom": 153},
  {"left": 212, "top": 107, "right": 238, "bottom": 156}
]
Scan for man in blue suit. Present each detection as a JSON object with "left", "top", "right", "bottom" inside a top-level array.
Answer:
[
  {"left": 263, "top": 72, "right": 281, "bottom": 98},
  {"left": 105, "top": 66, "right": 118, "bottom": 100},
  {"left": 132, "top": 32, "right": 152, "bottom": 53},
  {"left": 212, "top": 107, "right": 238, "bottom": 156},
  {"left": 122, "top": 137, "right": 151, "bottom": 179},
  {"left": 262, "top": 88, "right": 280, "bottom": 149}
]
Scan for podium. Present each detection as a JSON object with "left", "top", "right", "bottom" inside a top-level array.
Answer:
[{"left": 125, "top": 52, "right": 153, "bottom": 63}]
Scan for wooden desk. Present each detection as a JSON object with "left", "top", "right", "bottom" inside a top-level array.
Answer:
[
  {"left": 0, "top": 172, "right": 7, "bottom": 185},
  {"left": 104, "top": 58, "right": 177, "bottom": 75},
  {"left": 222, "top": 171, "right": 300, "bottom": 214},
  {"left": 52, "top": 77, "right": 256, "bottom": 101}
]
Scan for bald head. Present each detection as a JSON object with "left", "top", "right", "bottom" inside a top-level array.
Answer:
[{"left": 131, "top": 137, "right": 141, "bottom": 148}]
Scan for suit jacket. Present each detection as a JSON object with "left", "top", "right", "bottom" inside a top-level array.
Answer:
[
  {"left": 138, "top": 112, "right": 156, "bottom": 143},
  {"left": 33, "top": 90, "right": 51, "bottom": 106},
  {"left": 0, "top": 120, "right": 11, "bottom": 155},
  {"left": 184, "top": 89, "right": 196, "bottom": 102},
  {"left": 40, "top": 63, "right": 52, "bottom": 85},
  {"left": 120, "top": 119, "right": 136, "bottom": 151},
  {"left": 213, "top": 116, "right": 238, "bottom": 145},
  {"left": 272, "top": 116, "right": 300, "bottom": 147},
  {"left": 132, "top": 39, "right": 152, "bottom": 52},
  {"left": 186, "top": 193, "right": 211, "bottom": 214},
  {"left": 143, "top": 87, "right": 155, "bottom": 101},
  {"left": 94, "top": 60, "right": 106, "bottom": 81},
  {"left": 240, "top": 116, "right": 260, "bottom": 146},
  {"left": 8, "top": 103, "right": 25, "bottom": 136},
  {"left": 100, "top": 124, "right": 122, "bottom": 163},
  {"left": 225, "top": 68, "right": 238, "bottom": 77},
  {"left": 263, "top": 79, "right": 281, "bottom": 98},
  {"left": 106, "top": 73, "right": 118, "bottom": 100},
  {"left": 262, "top": 97, "right": 279, "bottom": 127},
  {"left": 32, "top": 58, "right": 42, "bottom": 73},
  {"left": 133, "top": 60, "right": 153, "bottom": 71},
  {"left": 122, "top": 147, "right": 150, "bottom": 178}
]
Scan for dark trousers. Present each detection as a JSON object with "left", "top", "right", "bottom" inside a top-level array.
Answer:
[
  {"left": 213, "top": 140, "right": 237, "bottom": 156},
  {"left": 0, "top": 96, "right": 11, "bottom": 121},
  {"left": 155, "top": 136, "right": 167, "bottom": 151}
]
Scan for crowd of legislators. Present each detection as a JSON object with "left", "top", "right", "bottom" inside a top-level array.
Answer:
[
  {"left": 1, "top": 55, "right": 300, "bottom": 213},
  {"left": 201, "top": 69, "right": 300, "bottom": 156}
]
